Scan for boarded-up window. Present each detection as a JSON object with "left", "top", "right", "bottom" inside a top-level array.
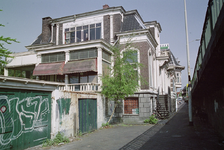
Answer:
[{"left": 124, "top": 98, "right": 139, "bottom": 114}]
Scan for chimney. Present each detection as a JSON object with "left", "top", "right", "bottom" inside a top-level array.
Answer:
[
  {"left": 42, "top": 17, "right": 52, "bottom": 44},
  {"left": 103, "top": 4, "right": 109, "bottom": 9}
]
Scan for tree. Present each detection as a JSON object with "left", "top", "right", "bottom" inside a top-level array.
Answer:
[
  {"left": 101, "top": 40, "right": 144, "bottom": 123},
  {"left": 0, "top": 10, "right": 19, "bottom": 74}
]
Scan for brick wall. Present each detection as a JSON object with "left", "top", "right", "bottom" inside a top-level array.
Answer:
[
  {"left": 42, "top": 17, "right": 52, "bottom": 44},
  {"left": 120, "top": 42, "right": 150, "bottom": 90},
  {"left": 113, "top": 14, "right": 122, "bottom": 40},
  {"left": 104, "top": 15, "right": 110, "bottom": 43}
]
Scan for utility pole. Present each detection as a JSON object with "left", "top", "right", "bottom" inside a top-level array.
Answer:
[{"left": 184, "top": 0, "right": 193, "bottom": 126}]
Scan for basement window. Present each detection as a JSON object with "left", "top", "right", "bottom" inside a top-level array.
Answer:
[{"left": 124, "top": 98, "right": 139, "bottom": 115}]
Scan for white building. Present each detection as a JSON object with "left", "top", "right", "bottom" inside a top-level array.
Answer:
[{"left": 4, "top": 5, "right": 184, "bottom": 130}]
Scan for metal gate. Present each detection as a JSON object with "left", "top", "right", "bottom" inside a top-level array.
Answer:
[
  {"left": 0, "top": 89, "right": 51, "bottom": 150},
  {"left": 79, "top": 99, "right": 97, "bottom": 133}
]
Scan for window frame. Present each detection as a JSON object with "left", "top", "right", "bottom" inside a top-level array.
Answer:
[
  {"left": 121, "top": 48, "right": 140, "bottom": 87},
  {"left": 41, "top": 52, "right": 65, "bottom": 63},
  {"left": 64, "top": 23, "right": 101, "bottom": 44},
  {"left": 70, "top": 48, "right": 97, "bottom": 61}
]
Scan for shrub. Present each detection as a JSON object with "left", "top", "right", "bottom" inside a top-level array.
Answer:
[
  {"left": 42, "top": 132, "right": 70, "bottom": 147},
  {"left": 144, "top": 114, "right": 158, "bottom": 124}
]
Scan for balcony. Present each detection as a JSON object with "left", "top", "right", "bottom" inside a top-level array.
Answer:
[{"left": 58, "top": 83, "right": 100, "bottom": 92}]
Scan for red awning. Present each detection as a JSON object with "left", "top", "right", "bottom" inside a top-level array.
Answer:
[
  {"left": 33, "top": 62, "right": 65, "bottom": 76},
  {"left": 63, "top": 58, "right": 97, "bottom": 74}
]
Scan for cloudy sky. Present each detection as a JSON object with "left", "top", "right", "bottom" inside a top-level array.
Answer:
[{"left": 0, "top": 0, "right": 208, "bottom": 90}]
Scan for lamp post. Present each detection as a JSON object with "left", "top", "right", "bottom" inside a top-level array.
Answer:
[{"left": 184, "top": 0, "right": 193, "bottom": 126}]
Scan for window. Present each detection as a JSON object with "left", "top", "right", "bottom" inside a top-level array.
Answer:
[
  {"left": 124, "top": 98, "right": 139, "bottom": 114},
  {"left": 102, "top": 50, "right": 111, "bottom": 62},
  {"left": 123, "top": 51, "right": 138, "bottom": 63},
  {"left": 39, "top": 75, "right": 65, "bottom": 83},
  {"left": 123, "top": 50, "right": 138, "bottom": 83},
  {"left": 42, "top": 52, "right": 65, "bottom": 63},
  {"left": 69, "top": 73, "right": 98, "bottom": 84},
  {"left": 70, "top": 49, "right": 97, "bottom": 60},
  {"left": 90, "top": 23, "right": 101, "bottom": 40},
  {"left": 102, "top": 61, "right": 111, "bottom": 76},
  {"left": 64, "top": 23, "right": 101, "bottom": 44},
  {"left": 176, "top": 73, "right": 180, "bottom": 83}
]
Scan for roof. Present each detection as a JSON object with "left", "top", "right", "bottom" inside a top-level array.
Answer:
[
  {"left": 31, "top": 34, "right": 42, "bottom": 45},
  {"left": 169, "top": 51, "right": 181, "bottom": 66},
  {"left": 121, "top": 14, "right": 143, "bottom": 32}
]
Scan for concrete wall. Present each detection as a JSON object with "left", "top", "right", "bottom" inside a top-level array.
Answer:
[
  {"left": 106, "top": 93, "right": 157, "bottom": 124},
  {"left": 193, "top": 88, "right": 224, "bottom": 138},
  {"left": 51, "top": 90, "right": 105, "bottom": 138}
]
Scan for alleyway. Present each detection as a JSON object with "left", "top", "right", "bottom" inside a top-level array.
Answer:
[{"left": 28, "top": 103, "right": 223, "bottom": 150}]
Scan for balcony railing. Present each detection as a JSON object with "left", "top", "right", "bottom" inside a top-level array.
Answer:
[
  {"left": 58, "top": 83, "right": 100, "bottom": 92},
  {"left": 192, "top": 0, "right": 224, "bottom": 88}
]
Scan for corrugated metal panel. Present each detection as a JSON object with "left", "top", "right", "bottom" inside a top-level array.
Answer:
[
  {"left": 33, "top": 62, "right": 65, "bottom": 76},
  {"left": 63, "top": 59, "right": 97, "bottom": 74}
]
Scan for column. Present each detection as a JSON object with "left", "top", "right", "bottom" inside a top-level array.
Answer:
[
  {"left": 65, "top": 75, "right": 69, "bottom": 90},
  {"left": 4, "top": 68, "right": 8, "bottom": 76},
  {"left": 37, "top": 54, "right": 41, "bottom": 66},
  {"left": 50, "top": 23, "right": 54, "bottom": 43},
  {"left": 97, "top": 47, "right": 103, "bottom": 90},
  {"left": 110, "top": 15, "right": 114, "bottom": 44},
  {"left": 65, "top": 51, "right": 69, "bottom": 63},
  {"left": 56, "top": 24, "right": 59, "bottom": 45}
]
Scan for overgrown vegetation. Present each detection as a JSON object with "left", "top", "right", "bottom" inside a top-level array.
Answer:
[
  {"left": 42, "top": 132, "right": 70, "bottom": 147},
  {"left": 144, "top": 114, "right": 158, "bottom": 124}
]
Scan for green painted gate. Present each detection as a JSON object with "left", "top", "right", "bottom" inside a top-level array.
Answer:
[
  {"left": 0, "top": 89, "right": 51, "bottom": 150},
  {"left": 79, "top": 99, "right": 97, "bottom": 133}
]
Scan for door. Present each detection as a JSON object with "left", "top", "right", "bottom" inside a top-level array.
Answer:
[
  {"left": 79, "top": 99, "right": 97, "bottom": 133},
  {"left": 0, "top": 89, "right": 51, "bottom": 150}
]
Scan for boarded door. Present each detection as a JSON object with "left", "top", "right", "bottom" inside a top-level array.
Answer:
[
  {"left": 79, "top": 99, "right": 97, "bottom": 133},
  {"left": 0, "top": 89, "right": 51, "bottom": 150}
]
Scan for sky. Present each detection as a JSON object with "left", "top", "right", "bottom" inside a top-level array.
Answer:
[{"left": 0, "top": 0, "right": 208, "bottom": 90}]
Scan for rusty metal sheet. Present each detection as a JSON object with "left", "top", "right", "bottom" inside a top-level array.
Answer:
[
  {"left": 33, "top": 62, "right": 65, "bottom": 76},
  {"left": 63, "top": 58, "right": 97, "bottom": 74}
]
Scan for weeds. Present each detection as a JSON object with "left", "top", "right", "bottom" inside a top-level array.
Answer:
[
  {"left": 144, "top": 114, "right": 158, "bottom": 124},
  {"left": 42, "top": 132, "right": 70, "bottom": 147}
]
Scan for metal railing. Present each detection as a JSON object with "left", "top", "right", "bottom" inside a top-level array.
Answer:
[{"left": 192, "top": 0, "right": 224, "bottom": 88}]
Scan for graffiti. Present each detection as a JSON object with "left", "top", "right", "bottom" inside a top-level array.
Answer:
[
  {"left": 0, "top": 95, "right": 49, "bottom": 146},
  {"left": 56, "top": 98, "right": 71, "bottom": 124}
]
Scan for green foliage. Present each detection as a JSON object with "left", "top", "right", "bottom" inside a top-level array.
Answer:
[
  {"left": 101, "top": 39, "right": 143, "bottom": 103},
  {"left": 78, "top": 130, "right": 83, "bottom": 136},
  {"left": 102, "top": 122, "right": 110, "bottom": 127},
  {"left": 42, "top": 132, "right": 70, "bottom": 147},
  {"left": 0, "top": 9, "right": 19, "bottom": 74},
  {"left": 144, "top": 114, "right": 158, "bottom": 124}
]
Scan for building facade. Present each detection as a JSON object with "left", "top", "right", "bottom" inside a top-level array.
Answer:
[{"left": 4, "top": 5, "right": 184, "bottom": 126}]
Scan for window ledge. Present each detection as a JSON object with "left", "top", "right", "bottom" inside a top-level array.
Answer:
[{"left": 123, "top": 114, "right": 139, "bottom": 116}]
